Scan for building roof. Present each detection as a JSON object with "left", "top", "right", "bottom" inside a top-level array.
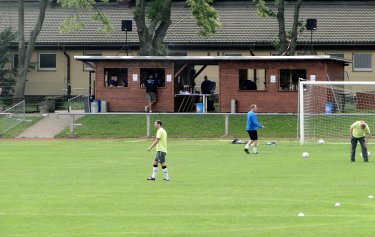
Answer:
[
  {"left": 74, "top": 55, "right": 352, "bottom": 65},
  {"left": 1, "top": 1, "right": 374, "bottom": 49}
]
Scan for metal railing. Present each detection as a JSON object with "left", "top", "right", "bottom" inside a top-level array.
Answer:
[
  {"left": 56, "top": 112, "right": 294, "bottom": 138},
  {"left": 67, "top": 93, "right": 90, "bottom": 112}
]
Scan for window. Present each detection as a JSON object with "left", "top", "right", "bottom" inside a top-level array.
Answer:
[
  {"left": 83, "top": 52, "right": 101, "bottom": 71},
  {"left": 279, "top": 69, "right": 306, "bottom": 91},
  {"left": 38, "top": 53, "right": 56, "bottom": 71},
  {"left": 224, "top": 53, "right": 242, "bottom": 56},
  {"left": 140, "top": 68, "right": 166, "bottom": 88},
  {"left": 327, "top": 53, "right": 344, "bottom": 59},
  {"left": 239, "top": 69, "right": 266, "bottom": 91},
  {"left": 104, "top": 68, "right": 128, "bottom": 87},
  {"left": 13, "top": 53, "right": 19, "bottom": 69},
  {"left": 353, "top": 53, "right": 372, "bottom": 71}
]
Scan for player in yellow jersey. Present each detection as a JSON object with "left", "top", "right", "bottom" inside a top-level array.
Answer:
[
  {"left": 147, "top": 120, "right": 169, "bottom": 181},
  {"left": 350, "top": 121, "right": 370, "bottom": 162}
]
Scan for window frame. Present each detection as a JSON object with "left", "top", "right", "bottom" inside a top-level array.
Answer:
[
  {"left": 38, "top": 52, "right": 56, "bottom": 71},
  {"left": 353, "top": 53, "right": 372, "bottom": 72}
]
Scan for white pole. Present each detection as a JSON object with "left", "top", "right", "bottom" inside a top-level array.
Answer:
[
  {"left": 146, "top": 114, "right": 151, "bottom": 137},
  {"left": 224, "top": 114, "right": 229, "bottom": 136},
  {"left": 299, "top": 81, "right": 305, "bottom": 144}
]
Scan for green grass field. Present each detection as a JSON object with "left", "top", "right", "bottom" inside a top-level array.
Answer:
[{"left": 0, "top": 139, "right": 374, "bottom": 237}]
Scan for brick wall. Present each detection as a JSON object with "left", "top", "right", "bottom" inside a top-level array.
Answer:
[
  {"left": 94, "top": 59, "right": 346, "bottom": 113},
  {"left": 219, "top": 60, "right": 344, "bottom": 113},
  {"left": 95, "top": 61, "right": 175, "bottom": 112}
]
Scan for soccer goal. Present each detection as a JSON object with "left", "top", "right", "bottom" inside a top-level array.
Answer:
[{"left": 298, "top": 81, "right": 375, "bottom": 144}]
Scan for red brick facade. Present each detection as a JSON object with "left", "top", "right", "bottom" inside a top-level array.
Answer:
[{"left": 91, "top": 57, "right": 347, "bottom": 113}]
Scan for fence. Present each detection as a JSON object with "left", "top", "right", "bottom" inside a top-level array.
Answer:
[
  {"left": 68, "top": 93, "right": 90, "bottom": 112},
  {"left": 0, "top": 100, "right": 25, "bottom": 134}
]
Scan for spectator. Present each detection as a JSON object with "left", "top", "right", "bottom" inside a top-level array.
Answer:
[
  {"left": 109, "top": 75, "right": 119, "bottom": 87},
  {"left": 244, "top": 79, "right": 257, "bottom": 90},
  {"left": 144, "top": 74, "right": 157, "bottom": 113},
  {"left": 201, "top": 75, "right": 213, "bottom": 94}
]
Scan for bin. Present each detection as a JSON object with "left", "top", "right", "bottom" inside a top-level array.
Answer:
[
  {"left": 90, "top": 100, "right": 99, "bottom": 113},
  {"left": 325, "top": 103, "right": 333, "bottom": 114},
  {"left": 231, "top": 99, "right": 236, "bottom": 113},
  {"left": 196, "top": 103, "right": 204, "bottom": 113},
  {"left": 100, "top": 100, "right": 107, "bottom": 113},
  {"left": 83, "top": 96, "right": 90, "bottom": 113}
]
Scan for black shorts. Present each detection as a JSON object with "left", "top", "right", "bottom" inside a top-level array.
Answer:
[{"left": 247, "top": 130, "right": 258, "bottom": 140}]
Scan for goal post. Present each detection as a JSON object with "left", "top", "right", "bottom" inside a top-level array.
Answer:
[{"left": 298, "top": 81, "right": 375, "bottom": 144}]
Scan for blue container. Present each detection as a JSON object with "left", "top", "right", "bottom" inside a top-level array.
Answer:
[
  {"left": 96, "top": 99, "right": 101, "bottom": 112},
  {"left": 196, "top": 103, "right": 204, "bottom": 113},
  {"left": 325, "top": 103, "right": 333, "bottom": 114}
]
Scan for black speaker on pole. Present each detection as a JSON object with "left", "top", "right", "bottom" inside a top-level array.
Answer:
[
  {"left": 306, "top": 19, "right": 317, "bottom": 31},
  {"left": 121, "top": 20, "right": 132, "bottom": 31}
]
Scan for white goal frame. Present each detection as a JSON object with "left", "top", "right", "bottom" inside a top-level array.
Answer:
[{"left": 298, "top": 81, "right": 375, "bottom": 144}]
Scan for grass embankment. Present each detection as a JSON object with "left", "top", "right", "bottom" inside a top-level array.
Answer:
[{"left": 56, "top": 114, "right": 297, "bottom": 139}]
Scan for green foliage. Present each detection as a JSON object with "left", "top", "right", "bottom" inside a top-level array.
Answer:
[
  {"left": 187, "top": 0, "right": 222, "bottom": 37},
  {"left": 146, "top": 0, "right": 165, "bottom": 20},
  {"left": 1, "top": 140, "right": 375, "bottom": 236},
  {"left": 91, "top": 11, "right": 113, "bottom": 33},
  {"left": 58, "top": 0, "right": 113, "bottom": 34},
  {"left": 252, "top": 0, "right": 276, "bottom": 18},
  {"left": 58, "top": 14, "right": 85, "bottom": 34},
  {"left": 0, "top": 27, "right": 17, "bottom": 97}
]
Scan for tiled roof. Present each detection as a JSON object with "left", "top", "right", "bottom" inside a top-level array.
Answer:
[{"left": 0, "top": 1, "right": 374, "bottom": 48}]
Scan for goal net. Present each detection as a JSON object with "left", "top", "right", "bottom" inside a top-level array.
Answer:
[{"left": 298, "top": 81, "right": 375, "bottom": 144}]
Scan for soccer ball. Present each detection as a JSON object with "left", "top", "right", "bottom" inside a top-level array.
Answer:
[
  {"left": 318, "top": 139, "right": 325, "bottom": 144},
  {"left": 360, "top": 151, "right": 371, "bottom": 157},
  {"left": 302, "top": 152, "right": 309, "bottom": 158}
]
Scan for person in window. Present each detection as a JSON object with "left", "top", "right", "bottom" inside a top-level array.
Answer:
[
  {"left": 122, "top": 76, "right": 128, "bottom": 87},
  {"left": 109, "top": 75, "right": 119, "bottom": 87},
  {"left": 144, "top": 74, "right": 157, "bottom": 113},
  {"left": 154, "top": 72, "right": 164, "bottom": 87},
  {"left": 201, "top": 75, "right": 215, "bottom": 111},
  {"left": 201, "top": 75, "right": 213, "bottom": 94},
  {"left": 244, "top": 79, "right": 257, "bottom": 90}
]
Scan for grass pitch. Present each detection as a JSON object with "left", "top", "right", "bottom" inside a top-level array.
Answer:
[{"left": 0, "top": 140, "right": 374, "bottom": 236}]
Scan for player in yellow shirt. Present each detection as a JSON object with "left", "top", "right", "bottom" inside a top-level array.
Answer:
[
  {"left": 147, "top": 120, "right": 169, "bottom": 181},
  {"left": 350, "top": 121, "right": 370, "bottom": 162}
]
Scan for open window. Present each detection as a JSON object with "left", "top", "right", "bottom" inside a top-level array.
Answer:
[
  {"left": 279, "top": 69, "right": 306, "bottom": 91},
  {"left": 104, "top": 68, "right": 128, "bottom": 88},
  {"left": 140, "top": 68, "right": 166, "bottom": 88},
  {"left": 239, "top": 69, "right": 266, "bottom": 91}
]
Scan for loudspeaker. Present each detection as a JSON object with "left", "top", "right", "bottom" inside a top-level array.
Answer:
[
  {"left": 121, "top": 20, "right": 132, "bottom": 31},
  {"left": 306, "top": 19, "right": 317, "bottom": 31}
]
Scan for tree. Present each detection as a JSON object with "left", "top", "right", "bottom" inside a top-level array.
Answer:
[
  {"left": 15, "top": 0, "right": 49, "bottom": 98},
  {"left": 253, "top": 0, "right": 304, "bottom": 55},
  {"left": 0, "top": 27, "right": 17, "bottom": 97},
  {"left": 59, "top": 0, "right": 222, "bottom": 56}
]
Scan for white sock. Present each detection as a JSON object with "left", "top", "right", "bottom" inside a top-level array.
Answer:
[
  {"left": 151, "top": 167, "right": 158, "bottom": 178},
  {"left": 253, "top": 147, "right": 257, "bottom": 153},
  {"left": 245, "top": 143, "right": 250, "bottom": 149},
  {"left": 162, "top": 167, "right": 169, "bottom": 180}
]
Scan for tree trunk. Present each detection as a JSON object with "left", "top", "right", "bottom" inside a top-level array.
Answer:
[
  {"left": 134, "top": 0, "right": 171, "bottom": 56},
  {"left": 277, "top": 0, "right": 287, "bottom": 55},
  {"left": 14, "top": 0, "right": 48, "bottom": 99},
  {"left": 288, "top": 0, "right": 303, "bottom": 55}
]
